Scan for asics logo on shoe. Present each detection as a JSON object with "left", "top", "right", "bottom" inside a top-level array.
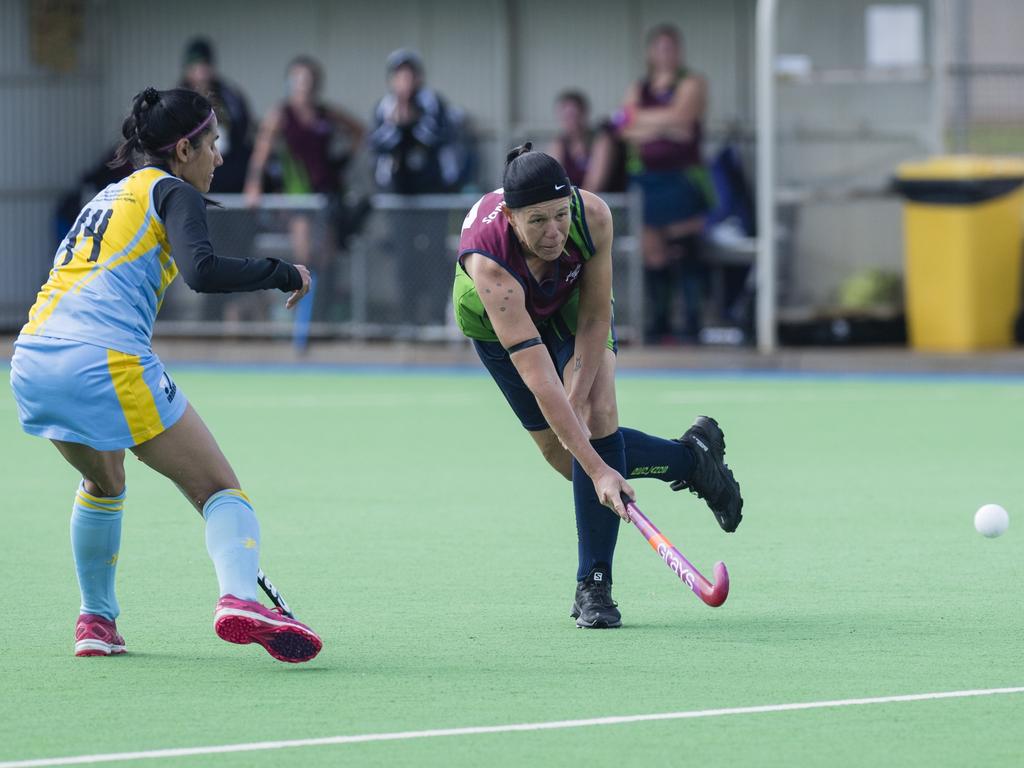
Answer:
[{"left": 691, "top": 436, "right": 709, "bottom": 452}]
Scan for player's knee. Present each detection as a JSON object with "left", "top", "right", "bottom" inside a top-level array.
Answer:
[
  {"left": 85, "top": 465, "right": 126, "bottom": 498},
  {"left": 538, "top": 438, "right": 572, "bottom": 481},
  {"left": 586, "top": 402, "right": 619, "bottom": 437}
]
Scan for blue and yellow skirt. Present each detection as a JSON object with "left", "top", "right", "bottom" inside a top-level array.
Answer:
[{"left": 10, "top": 335, "right": 188, "bottom": 450}]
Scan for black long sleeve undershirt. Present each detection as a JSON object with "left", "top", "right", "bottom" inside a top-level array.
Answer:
[{"left": 154, "top": 178, "right": 302, "bottom": 294}]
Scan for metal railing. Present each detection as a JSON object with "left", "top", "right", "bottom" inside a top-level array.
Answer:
[{"left": 155, "top": 191, "right": 645, "bottom": 345}]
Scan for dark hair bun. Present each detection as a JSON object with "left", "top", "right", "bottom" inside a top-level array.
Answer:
[
  {"left": 111, "top": 87, "right": 212, "bottom": 171},
  {"left": 505, "top": 142, "right": 533, "bottom": 166},
  {"left": 141, "top": 87, "right": 161, "bottom": 109}
]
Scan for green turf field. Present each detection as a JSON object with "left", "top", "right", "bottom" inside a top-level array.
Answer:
[{"left": 2, "top": 366, "right": 1022, "bottom": 767}]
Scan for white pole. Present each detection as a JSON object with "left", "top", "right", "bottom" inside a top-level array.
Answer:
[
  {"left": 497, "top": 0, "right": 514, "bottom": 171},
  {"left": 755, "top": 0, "right": 778, "bottom": 354},
  {"left": 928, "top": 0, "right": 947, "bottom": 155}
]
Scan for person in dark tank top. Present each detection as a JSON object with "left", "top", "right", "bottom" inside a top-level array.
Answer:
[
  {"left": 615, "top": 24, "right": 714, "bottom": 343},
  {"left": 243, "top": 56, "right": 365, "bottom": 323},
  {"left": 547, "top": 90, "right": 627, "bottom": 194},
  {"left": 245, "top": 56, "right": 365, "bottom": 201}
]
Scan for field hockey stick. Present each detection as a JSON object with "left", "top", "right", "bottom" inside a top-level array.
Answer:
[
  {"left": 257, "top": 568, "right": 295, "bottom": 618},
  {"left": 625, "top": 499, "right": 730, "bottom": 608}
]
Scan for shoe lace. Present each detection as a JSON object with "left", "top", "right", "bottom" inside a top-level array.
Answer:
[{"left": 580, "top": 580, "right": 617, "bottom": 609}]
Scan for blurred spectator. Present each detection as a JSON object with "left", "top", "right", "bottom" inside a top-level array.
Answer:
[
  {"left": 617, "top": 24, "right": 714, "bottom": 343},
  {"left": 369, "top": 49, "right": 461, "bottom": 325},
  {"left": 370, "top": 49, "right": 464, "bottom": 194},
  {"left": 547, "top": 90, "right": 627, "bottom": 193},
  {"left": 244, "top": 55, "right": 365, "bottom": 320},
  {"left": 55, "top": 147, "right": 131, "bottom": 245},
  {"left": 179, "top": 37, "right": 253, "bottom": 193}
]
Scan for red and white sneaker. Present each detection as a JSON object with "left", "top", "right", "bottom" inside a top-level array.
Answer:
[
  {"left": 75, "top": 613, "right": 127, "bottom": 657},
  {"left": 214, "top": 595, "right": 322, "bottom": 663}
]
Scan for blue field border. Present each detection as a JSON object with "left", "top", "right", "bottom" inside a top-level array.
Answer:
[
  {"left": 4, "top": 358, "right": 1022, "bottom": 384},
  {"left": 141, "top": 359, "right": 1024, "bottom": 384}
]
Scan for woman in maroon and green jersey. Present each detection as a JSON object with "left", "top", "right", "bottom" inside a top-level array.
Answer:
[{"left": 452, "top": 144, "right": 743, "bottom": 629}]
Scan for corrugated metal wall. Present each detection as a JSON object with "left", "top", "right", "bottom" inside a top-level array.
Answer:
[{"left": 0, "top": 0, "right": 108, "bottom": 324}]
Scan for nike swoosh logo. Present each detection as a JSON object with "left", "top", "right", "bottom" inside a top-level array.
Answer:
[{"left": 555, "top": 184, "right": 566, "bottom": 190}]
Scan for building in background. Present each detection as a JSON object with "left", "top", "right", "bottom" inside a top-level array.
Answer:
[{"left": 2, "top": 0, "right": 1023, "bottom": 344}]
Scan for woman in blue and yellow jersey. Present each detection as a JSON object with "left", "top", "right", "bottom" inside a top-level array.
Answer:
[{"left": 10, "top": 87, "right": 322, "bottom": 663}]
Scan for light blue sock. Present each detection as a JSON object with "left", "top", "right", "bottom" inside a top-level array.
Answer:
[
  {"left": 203, "top": 489, "right": 260, "bottom": 601},
  {"left": 71, "top": 482, "right": 125, "bottom": 621}
]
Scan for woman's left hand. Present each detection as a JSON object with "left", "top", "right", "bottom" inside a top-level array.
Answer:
[{"left": 286, "top": 265, "right": 311, "bottom": 310}]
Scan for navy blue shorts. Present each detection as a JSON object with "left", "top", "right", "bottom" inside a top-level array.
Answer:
[
  {"left": 632, "top": 169, "right": 711, "bottom": 228},
  {"left": 473, "top": 316, "right": 617, "bottom": 432}
]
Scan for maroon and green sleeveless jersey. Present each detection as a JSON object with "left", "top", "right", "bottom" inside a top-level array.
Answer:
[{"left": 453, "top": 186, "right": 596, "bottom": 342}]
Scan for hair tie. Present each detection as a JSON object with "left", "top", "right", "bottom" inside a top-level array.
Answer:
[
  {"left": 505, "top": 142, "right": 533, "bottom": 165},
  {"left": 157, "top": 109, "right": 215, "bottom": 153}
]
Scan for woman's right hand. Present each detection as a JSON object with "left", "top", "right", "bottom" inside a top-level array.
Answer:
[
  {"left": 243, "top": 181, "right": 262, "bottom": 209},
  {"left": 286, "top": 264, "right": 311, "bottom": 310},
  {"left": 591, "top": 467, "right": 636, "bottom": 522}
]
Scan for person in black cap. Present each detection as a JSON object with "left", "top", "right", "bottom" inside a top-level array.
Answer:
[
  {"left": 370, "top": 49, "right": 463, "bottom": 195},
  {"left": 180, "top": 37, "right": 253, "bottom": 193},
  {"left": 369, "top": 48, "right": 468, "bottom": 325}
]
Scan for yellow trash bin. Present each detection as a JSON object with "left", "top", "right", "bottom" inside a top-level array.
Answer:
[{"left": 894, "top": 155, "right": 1024, "bottom": 351}]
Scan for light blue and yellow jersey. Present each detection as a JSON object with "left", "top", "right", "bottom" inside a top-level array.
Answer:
[{"left": 22, "top": 167, "right": 180, "bottom": 356}]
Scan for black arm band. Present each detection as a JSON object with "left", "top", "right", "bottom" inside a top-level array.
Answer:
[{"left": 506, "top": 337, "right": 543, "bottom": 354}]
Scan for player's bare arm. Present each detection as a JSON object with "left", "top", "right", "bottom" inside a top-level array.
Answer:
[
  {"left": 243, "top": 106, "right": 283, "bottom": 205},
  {"left": 327, "top": 106, "right": 366, "bottom": 147},
  {"left": 620, "top": 76, "right": 706, "bottom": 143}
]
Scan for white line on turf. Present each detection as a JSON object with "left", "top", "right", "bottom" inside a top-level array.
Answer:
[
  {"left": 2, "top": 686, "right": 1022, "bottom": 767},
  {"left": 656, "top": 389, "right": 1024, "bottom": 404}
]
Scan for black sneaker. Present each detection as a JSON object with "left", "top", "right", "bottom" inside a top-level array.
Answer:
[
  {"left": 570, "top": 567, "right": 621, "bottom": 629},
  {"left": 672, "top": 416, "right": 743, "bottom": 533}
]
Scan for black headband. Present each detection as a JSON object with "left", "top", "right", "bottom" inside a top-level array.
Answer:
[{"left": 504, "top": 178, "right": 572, "bottom": 209}]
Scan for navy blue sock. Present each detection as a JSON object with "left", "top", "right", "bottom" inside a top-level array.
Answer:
[
  {"left": 573, "top": 431, "right": 626, "bottom": 582},
  {"left": 620, "top": 426, "right": 696, "bottom": 485}
]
